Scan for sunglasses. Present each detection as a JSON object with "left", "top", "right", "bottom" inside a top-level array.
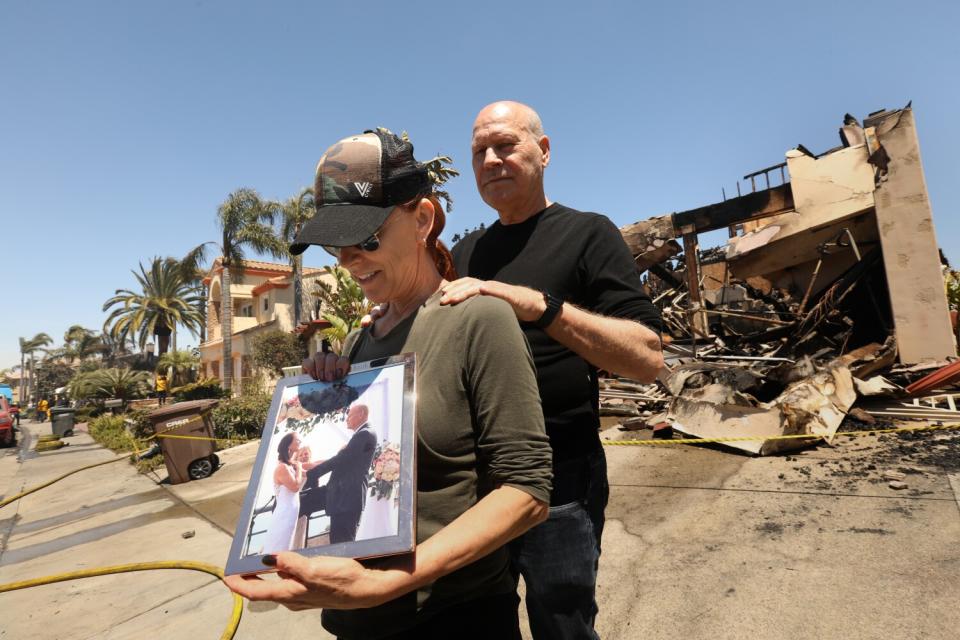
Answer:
[
  {"left": 322, "top": 231, "right": 382, "bottom": 260},
  {"left": 320, "top": 205, "right": 415, "bottom": 259}
]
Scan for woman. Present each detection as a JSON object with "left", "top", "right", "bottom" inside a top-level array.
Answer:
[
  {"left": 225, "top": 128, "right": 552, "bottom": 639},
  {"left": 260, "top": 432, "right": 305, "bottom": 554}
]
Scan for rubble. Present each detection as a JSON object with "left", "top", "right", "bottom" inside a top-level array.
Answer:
[
  {"left": 605, "top": 104, "right": 959, "bottom": 456},
  {"left": 665, "top": 361, "right": 855, "bottom": 455}
]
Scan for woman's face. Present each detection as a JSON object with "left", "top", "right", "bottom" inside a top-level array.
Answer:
[
  {"left": 286, "top": 434, "right": 302, "bottom": 460},
  {"left": 337, "top": 200, "right": 434, "bottom": 304}
]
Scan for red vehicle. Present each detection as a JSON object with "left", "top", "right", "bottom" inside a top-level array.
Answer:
[{"left": 0, "top": 396, "right": 14, "bottom": 447}]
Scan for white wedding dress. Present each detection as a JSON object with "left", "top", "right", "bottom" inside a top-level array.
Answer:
[{"left": 261, "top": 479, "right": 300, "bottom": 554}]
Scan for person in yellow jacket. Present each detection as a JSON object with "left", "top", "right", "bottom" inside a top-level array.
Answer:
[
  {"left": 155, "top": 374, "right": 168, "bottom": 406},
  {"left": 36, "top": 398, "right": 49, "bottom": 422}
]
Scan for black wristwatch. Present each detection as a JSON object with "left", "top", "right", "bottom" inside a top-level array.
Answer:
[{"left": 535, "top": 292, "right": 564, "bottom": 329}]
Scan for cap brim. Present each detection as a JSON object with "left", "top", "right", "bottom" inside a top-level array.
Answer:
[{"left": 290, "top": 203, "right": 395, "bottom": 255}]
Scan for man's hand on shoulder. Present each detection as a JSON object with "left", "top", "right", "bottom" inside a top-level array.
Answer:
[{"left": 439, "top": 277, "right": 545, "bottom": 322}]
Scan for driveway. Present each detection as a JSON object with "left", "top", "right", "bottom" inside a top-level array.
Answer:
[{"left": 2, "top": 418, "right": 958, "bottom": 639}]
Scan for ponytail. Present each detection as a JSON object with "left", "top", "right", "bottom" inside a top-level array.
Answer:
[{"left": 410, "top": 194, "right": 457, "bottom": 281}]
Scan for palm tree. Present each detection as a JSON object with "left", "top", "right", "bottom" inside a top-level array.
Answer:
[
  {"left": 157, "top": 349, "right": 200, "bottom": 387},
  {"left": 277, "top": 187, "right": 316, "bottom": 328},
  {"left": 166, "top": 243, "right": 215, "bottom": 348},
  {"left": 214, "top": 188, "right": 288, "bottom": 392},
  {"left": 89, "top": 368, "right": 151, "bottom": 401},
  {"left": 58, "top": 325, "right": 106, "bottom": 365},
  {"left": 19, "top": 333, "right": 52, "bottom": 403},
  {"left": 102, "top": 257, "right": 206, "bottom": 357},
  {"left": 99, "top": 331, "right": 136, "bottom": 367}
]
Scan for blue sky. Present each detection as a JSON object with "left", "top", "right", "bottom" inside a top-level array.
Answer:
[{"left": 3, "top": 0, "right": 959, "bottom": 370}]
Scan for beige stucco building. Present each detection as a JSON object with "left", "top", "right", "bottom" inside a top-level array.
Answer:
[{"left": 199, "top": 258, "right": 334, "bottom": 389}]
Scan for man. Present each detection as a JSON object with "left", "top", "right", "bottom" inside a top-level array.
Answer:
[
  {"left": 441, "top": 101, "right": 664, "bottom": 639},
  {"left": 299, "top": 403, "right": 377, "bottom": 544}
]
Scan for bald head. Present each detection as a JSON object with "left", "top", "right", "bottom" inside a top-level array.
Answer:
[
  {"left": 346, "top": 403, "right": 368, "bottom": 430},
  {"left": 473, "top": 101, "right": 544, "bottom": 139},
  {"left": 471, "top": 101, "right": 551, "bottom": 224}
]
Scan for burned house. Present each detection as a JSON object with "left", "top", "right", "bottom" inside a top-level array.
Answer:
[{"left": 611, "top": 105, "right": 958, "bottom": 455}]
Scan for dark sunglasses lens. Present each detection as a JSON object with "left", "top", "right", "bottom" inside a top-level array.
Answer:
[
  {"left": 321, "top": 232, "right": 379, "bottom": 260},
  {"left": 358, "top": 234, "right": 381, "bottom": 252}
]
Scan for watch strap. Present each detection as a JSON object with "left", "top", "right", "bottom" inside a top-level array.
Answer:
[{"left": 535, "top": 292, "right": 563, "bottom": 329}]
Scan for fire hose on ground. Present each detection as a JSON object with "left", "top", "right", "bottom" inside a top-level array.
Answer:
[{"left": 0, "top": 451, "right": 243, "bottom": 639}]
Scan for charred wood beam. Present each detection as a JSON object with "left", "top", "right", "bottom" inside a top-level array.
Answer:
[
  {"left": 634, "top": 240, "right": 682, "bottom": 273},
  {"left": 648, "top": 263, "right": 683, "bottom": 289},
  {"left": 620, "top": 215, "right": 675, "bottom": 254},
  {"left": 793, "top": 247, "right": 883, "bottom": 338},
  {"left": 672, "top": 183, "right": 795, "bottom": 234}
]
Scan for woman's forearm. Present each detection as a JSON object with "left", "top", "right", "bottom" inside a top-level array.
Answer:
[{"left": 373, "top": 485, "right": 548, "bottom": 600}]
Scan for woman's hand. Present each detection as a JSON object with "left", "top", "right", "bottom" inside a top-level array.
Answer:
[
  {"left": 302, "top": 352, "right": 351, "bottom": 382},
  {"left": 223, "top": 552, "right": 402, "bottom": 611}
]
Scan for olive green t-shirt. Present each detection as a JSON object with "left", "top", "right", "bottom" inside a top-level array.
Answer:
[{"left": 322, "top": 291, "right": 552, "bottom": 639}]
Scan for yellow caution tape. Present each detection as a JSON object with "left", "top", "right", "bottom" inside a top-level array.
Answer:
[
  {"left": 604, "top": 422, "right": 960, "bottom": 446},
  {"left": 155, "top": 433, "right": 249, "bottom": 445}
]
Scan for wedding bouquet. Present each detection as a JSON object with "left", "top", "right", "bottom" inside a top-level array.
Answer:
[{"left": 369, "top": 442, "right": 401, "bottom": 501}]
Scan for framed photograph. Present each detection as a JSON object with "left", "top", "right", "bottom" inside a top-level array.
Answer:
[{"left": 225, "top": 353, "right": 416, "bottom": 576}]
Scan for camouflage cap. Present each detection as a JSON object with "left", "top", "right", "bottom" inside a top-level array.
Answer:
[{"left": 290, "top": 129, "right": 430, "bottom": 255}]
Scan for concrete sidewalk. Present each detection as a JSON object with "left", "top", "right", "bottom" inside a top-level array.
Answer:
[
  {"left": 2, "top": 418, "right": 959, "bottom": 639},
  {"left": 0, "top": 421, "right": 327, "bottom": 640}
]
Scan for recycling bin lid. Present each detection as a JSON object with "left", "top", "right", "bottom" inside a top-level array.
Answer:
[{"left": 50, "top": 407, "right": 76, "bottom": 414}]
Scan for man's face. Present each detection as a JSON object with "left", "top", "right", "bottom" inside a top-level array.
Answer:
[
  {"left": 346, "top": 405, "right": 368, "bottom": 430},
  {"left": 471, "top": 106, "right": 549, "bottom": 216}
]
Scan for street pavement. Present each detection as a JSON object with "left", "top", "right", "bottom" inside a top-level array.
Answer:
[{"left": 2, "top": 417, "right": 959, "bottom": 639}]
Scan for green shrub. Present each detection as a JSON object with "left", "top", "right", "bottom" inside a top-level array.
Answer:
[
  {"left": 124, "top": 408, "right": 155, "bottom": 439},
  {"left": 135, "top": 454, "right": 166, "bottom": 474},
  {"left": 73, "top": 405, "right": 101, "bottom": 423},
  {"left": 212, "top": 393, "right": 270, "bottom": 441},
  {"left": 88, "top": 413, "right": 164, "bottom": 474},
  {"left": 252, "top": 330, "right": 307, "bottom": 376},
  {"left": 88, "top": 414, "right": 150, "bottom": 453},
  {"left": 172, "top": 378, "right": 227, "bottom": 402}
]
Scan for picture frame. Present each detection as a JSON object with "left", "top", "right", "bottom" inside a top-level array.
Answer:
[{"left": 225, "top": 353, "right": 417, "bottom": 576}]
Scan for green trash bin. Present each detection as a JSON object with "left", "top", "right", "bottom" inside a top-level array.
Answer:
[{"left": 50, "top": 407, "right": 76, "bottom": 438}]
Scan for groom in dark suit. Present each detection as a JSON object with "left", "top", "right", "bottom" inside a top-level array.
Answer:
[{"left": 299, "top": 403, "right": 377, "bottom": 544}]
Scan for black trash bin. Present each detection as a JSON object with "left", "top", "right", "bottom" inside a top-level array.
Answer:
[
  {"left": 148, "top": 399, "right": 221, "bottom": 484},
  {"left": 50, "top": 408, "right": 76, "bottom": 438}
]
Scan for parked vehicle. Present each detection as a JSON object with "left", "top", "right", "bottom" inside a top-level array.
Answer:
[{"left": 0, "top": 396, "right": 15, "bottom": 447}]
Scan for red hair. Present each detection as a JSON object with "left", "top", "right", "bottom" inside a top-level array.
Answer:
[{"left": 404, "top": 195, "right": 458, "bottom": 281}]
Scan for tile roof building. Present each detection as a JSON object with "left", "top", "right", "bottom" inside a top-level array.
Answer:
[{"left": 200, "top": 258, "right": 334, "bottom": 391}]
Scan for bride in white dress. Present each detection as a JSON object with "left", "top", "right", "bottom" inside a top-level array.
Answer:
[{"left": 261, "top": 432, "right": 305, "bottom": 554}]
